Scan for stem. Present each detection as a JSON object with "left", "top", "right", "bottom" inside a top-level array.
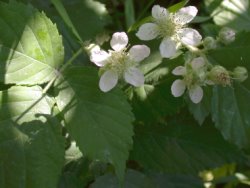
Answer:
[{"left": 42, "top": 47, "right": 83, "bottom": 94}]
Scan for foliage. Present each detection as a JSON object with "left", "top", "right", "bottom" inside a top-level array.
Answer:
[{"left": 1, "top": 0, "right": 250, "bottom": 188}]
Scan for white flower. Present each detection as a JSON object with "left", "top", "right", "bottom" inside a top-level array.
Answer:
[
  {"left": 136, "top": 5, "right": 202, "bottom": 58},
  {"left": 90, "top": 32, "right": 150, "bottom": 92},
  {"left": 171, "top": 57, "right": 206, "bottom": 103}
]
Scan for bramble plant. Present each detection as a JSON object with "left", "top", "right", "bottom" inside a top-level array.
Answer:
[{"left": 1, "top": 0, "right": 250, "bottom": 188}]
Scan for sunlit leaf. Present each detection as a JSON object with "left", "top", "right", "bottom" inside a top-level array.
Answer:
[{"left": 0, "top": 1, "right": 64, "bottom": 84}]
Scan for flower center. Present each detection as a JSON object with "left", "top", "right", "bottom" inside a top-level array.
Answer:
[
  {"left": 104, "top": 50, "right": 129, "bottom": 77},
  {"left": 155, "top": 15, "right": 182, "bottom": 39}
]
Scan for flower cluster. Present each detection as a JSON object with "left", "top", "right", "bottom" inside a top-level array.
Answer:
[
  {"left": 171, "top": 57, "right": 248, "bottom": 103},
  {"left": 89, "top": 3, "right": 248, "bottom": 104}
]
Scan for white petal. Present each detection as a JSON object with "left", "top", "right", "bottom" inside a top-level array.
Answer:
[
  {"left": 159, "top": 38, "right": 177, "bottom": 58},
  {"left": 189, "top": 85, "right": 203, "bottom": 104},
  {"left": 152, "top": 5, "right": 169, "bottom": 19},
  {"left": 129, "top": 45, "right": 150, "bottom": 62},
  {"left": 110, "top": 32, "right": 128, "bottom": 51},
  {"left": 171, "top": 79, "right": 186, "bottom": 97},
  {"left": 174, "top": 6, "right": 198, "bottom": 24},
  {"left": 99, "top": 70, "right": 118, "bottom": 92},
  {"left": 179, "top": 28, "right": 202, "bottom": 46},
  {"left": 90, "top": 46, "right": 110, "bottom": 67},
  {"left": 191, "top": 57, "right": 205, "bottom": 70},
  {"left": 172, "top": 66, "right": 186, "bottom": 75},
  {"left": 136, "top": 23, "right": 159, "bottom": 41},
  {"left": 124, "top": 67, "right": 144, "bottom": 87}
]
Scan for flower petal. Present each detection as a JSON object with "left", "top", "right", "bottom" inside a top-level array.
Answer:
[
  {"left": 159, "top": 38, "right": 177, "bottom": 58},
  {"left": 90, "top": 45, "right": 110, "bottom": 67},
  {"left": 152, "top": 5, "right": 169, "bottom": 19},
  {"left": 124, "top": 67, "right": 144, "bottom": 87},
  {"left": 129, "top": 45, "right": 150, "bottom": 62},
  {"left": 179, "top": 28, "right": 202, "bottom": 46},
  {"left": 136, "top": 23, "right": 159, "bottom": 41},
  {"left": 174, "top": 6, "right": 198, "bottom": 24},
  {"left": 99, "top": 70, "right": 118, "bottom": 92},
  {"left": 189, "top": 85, "right": 203, "bottom": 103},
  {"left": 110, "top": 32, "right": 128, "bottom": 51},
  {"left": 191, "top": 57, "right": 205, "bottom": 70},
  {"left": 171, "top": 79, "right": 186, "bottom": 97},
  {"left": 172, "top": 66, "right": 186, "bottom": 75}
]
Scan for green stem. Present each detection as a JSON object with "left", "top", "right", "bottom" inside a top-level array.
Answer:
[{"left": 42, "top": 47, "right": 83, "bottom": 94}]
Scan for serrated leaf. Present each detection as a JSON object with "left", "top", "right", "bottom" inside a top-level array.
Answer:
[
  {"left": 54, "top": 66, "right": 134, "bottom": 181},
  {"left": 208, "top": 31, "right": 250, "bottom": 148},
  {"left": 211, "top": 0, "right": 250, "bottom": 31},
  {"left": 0, "top": 86, "right": 64, "bottom": 188},
  {"left": 51, "top": 0, "right": 83, "bottom": 42},
  {"left": 211, "top": 84, "right": 250, "bottom": 149},
  {"left": 130, "top": 120, "right": 244, "bottom": 174},
  {"left": 0, "top": 1, "right": 64, "bottom": 84}
]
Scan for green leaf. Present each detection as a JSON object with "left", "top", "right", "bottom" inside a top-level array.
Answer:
[
  {"left": 0, "top": 1, "right": 64, "bottom": 84},
  {"left": 168, "top": 0, "right": 189, "bottom": 13},
  {"left": 54, "top": 66, "right": 134, "bottom": 181},
  {"left": 0, "top": 86, "right": 64, "bottom": 188},
  {"left": 191, "top": 16, "right": 212, "bottom": 23},
  {"left": 186, "top": 87, "right": 212, "bottom": 125},
  {"left": 204, "top": 0, "right": 224, "bottom": 13},
  {"left": 149, "top": 173, "right": 203, "bottom": 188},
  {"left": 91, "top": 169, "right": 154, "bottom": 188},
  {"left": 211, "top": 0, "right": 250, "bottom": 31},
  {"left": 209, "top": 31, "right": 250, "bottom": 70},
  {"left": 130, "top": 120, "right": 244, "bottom": 174},
  {"left": 125, "top": 0, "right": 135, "bottom": 30},
  {"left": 211, "top": 84, "right": 250, "bottom": 149},
  {"left": 128, "top": 16, "right": 153, "bottom": 32},
  {"left": 51, "top": 0, "right": 83, "bottom": 42},
  {"left": 0, "top": 86, "right": 55, "bottom": 123},
  {"left": 208, "top": 31, "right": 250, "bottom": 148},
  {"left": 90, "top": 169, "right": 203, "bottom": 188},
  {"left": 59, "top": 0, "right": 111, "bottom": 41}
]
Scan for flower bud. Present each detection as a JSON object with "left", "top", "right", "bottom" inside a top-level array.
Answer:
[
  {"left": 203, "top": 37, "right": 217, "bottom": 50},
  {"left": 208, "top": 65, "right": 231, "bottom": 86},
  {"left": 233, "top": 66, "right": 248, "bottom": 82},
  {"left": 218, "top": 27, "right": 235, "bottom": 45}
]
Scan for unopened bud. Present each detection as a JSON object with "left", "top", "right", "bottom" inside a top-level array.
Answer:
[
  {"left": 219, "top": 27, "right": 235, "bottom": 45},
  {"left": 208, "top": 65, "right": 231, "bottom": 86},
  {"left": 233, "top": 66, "right": 248, "bottom": 82},
  {"left": 203, "top": 37, "right": 217, "bottom": 50}
]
